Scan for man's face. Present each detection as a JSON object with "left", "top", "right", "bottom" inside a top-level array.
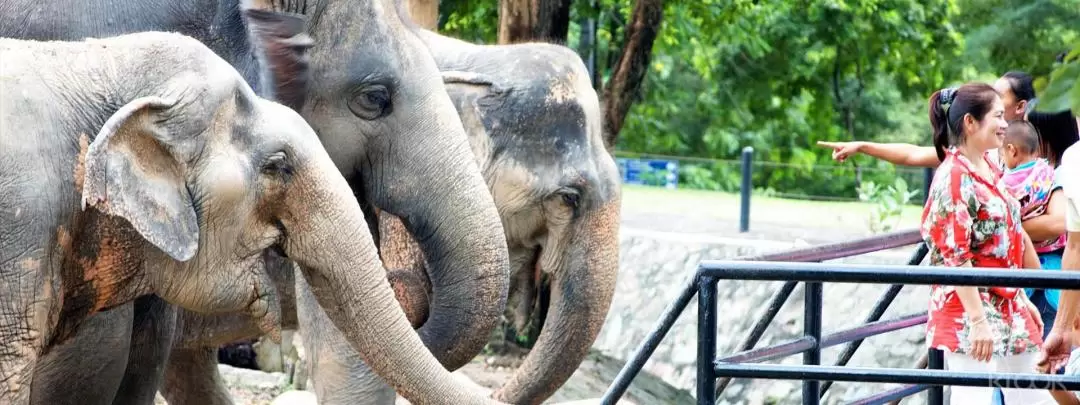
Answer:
[{"left": 993, "top": 77, "right": 1026, "bottom": 121}]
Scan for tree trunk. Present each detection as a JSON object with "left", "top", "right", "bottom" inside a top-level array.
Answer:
[
  {"left": 405, "top": 0, "right": 439, "bottom": 30},
  {"left": 497, "top": 0, "right": 572, "bottom": 44},
  {"left": 600, "top": 0, "right": 664, "bottom": 149}
]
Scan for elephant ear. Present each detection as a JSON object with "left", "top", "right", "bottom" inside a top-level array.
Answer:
[
  {"left": 81, "top": 97, "right": 200, "bottom": 262},
  {"left": 440, "top": 70, "right": 509, "bottom": 110},
  {"left": 242, "top": 6, "right": 314, "bottom": 111}
]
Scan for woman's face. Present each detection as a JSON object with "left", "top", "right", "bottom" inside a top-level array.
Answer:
[
  {"left": 992, "top": 77, "right": 1027, "bottom": 121},
  {"left": 966, "top": 96, "right": 1008, "bottom": 152}
]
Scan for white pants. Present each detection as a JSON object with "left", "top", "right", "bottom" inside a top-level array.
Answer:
[{"left": 944, "top": 351, "right": 1058, "bottom": 404}]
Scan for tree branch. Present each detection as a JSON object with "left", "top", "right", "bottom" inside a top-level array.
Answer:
[
  {"left": 405, "top": 0, "right": 440, "bottom": 30},
  {"left": 600, "top": 0, "right": 665, "bottom": 150},
  {"left": 497, "top": 0, "right": 572, "bottom": 44}
]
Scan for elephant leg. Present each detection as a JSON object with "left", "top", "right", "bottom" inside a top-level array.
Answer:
[
  {"left": 31, "top": 303, "right": 135, "bottom": 405},
  {"left": 295, "top": 268, "right": 395, "bottom": 405},
  {"left": 161, "top": 347, "right": 233, "bottom": 405},
  {"left": 112, "top": 295, "right": 177, "bottom": 405}
]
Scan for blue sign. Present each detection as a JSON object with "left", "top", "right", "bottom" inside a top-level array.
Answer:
[{"left": 616, "top": 158, "right": 678, "bottom": 189}]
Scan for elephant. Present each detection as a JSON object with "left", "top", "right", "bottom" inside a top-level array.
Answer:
[
  {"left": 336, "top": 29, "right": 624, "bottom": 405},
  {"left": 1, "top": 0, "right": 511, "bottom": 402},
  {"left": 0, "top": 30, "right": 499, "bottom": 405},
  {"left": 207, "top": 29, "right": 623, "bottom": 405}
]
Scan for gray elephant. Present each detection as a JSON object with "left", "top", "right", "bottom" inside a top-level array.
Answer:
[
  {"left": 298, "top": 30, "right": 624, "bottom": 405},
  {"left": 1, "top": 0, "right": 511, "bottom": 402},
  {"left": 0, "top": 30, "right": 497, "bottom": 405},
  {"left": 159, "top": 28, "right": 623, "bottom": 405}
]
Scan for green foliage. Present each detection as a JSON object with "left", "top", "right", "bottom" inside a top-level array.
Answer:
[
  {"left": 617, "top": 0, "right": 961, "bottom": 199},
  {"left": 858, "top": 177, "right": 920, "bottom": 233},
  {"left": 1036, "top": 42, "right": 1080, "bottom": 112},
  {"left": 957, "top": 0, "right": 1080, "bottom": 79},
  {"left": 435, "top": 0, "right": 1077, "bottom": 201},
  {"left": 438, "top": 0, "right": 498, "bottom": 43}
]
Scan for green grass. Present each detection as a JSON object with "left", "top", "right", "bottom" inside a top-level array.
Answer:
[{"left": 620, "top": 184, "right": 925, "bottom": 232}]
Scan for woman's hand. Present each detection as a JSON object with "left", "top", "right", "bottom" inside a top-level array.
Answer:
[
  {"left": 968, "top": 317, "right": 995, "bottom": 362},
  {"left": 816, "top": 141, "right": 864, "bottom": 163}
]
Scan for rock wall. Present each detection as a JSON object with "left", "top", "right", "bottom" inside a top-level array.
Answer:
[{"left": 597, "top": 228, "right": 932, "bottom": 405}]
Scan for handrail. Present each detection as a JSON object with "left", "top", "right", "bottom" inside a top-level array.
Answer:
[
  {"left": 718, "top": 241, "right": 930, "bottom": 399},
  {"left": 600, "top": 229, "right": 924, "bottom": 404},
  {"left": 697, "top": 260, "right": 1080, "bottom": 288},
  {"left": 717, "top": 312, "right": 926, "bottom": 365},
  {"left": 600, "top": 229, "right": 1080, "bottom": 405},
  {"left": 697, "top": 261, "right": 1080, "bottom": 405}
]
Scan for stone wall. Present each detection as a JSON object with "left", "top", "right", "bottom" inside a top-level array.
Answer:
[{"left": 596, "top": 228, "right": 932, "bottom": 405}]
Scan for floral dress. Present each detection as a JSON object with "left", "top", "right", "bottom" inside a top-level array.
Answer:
[{"left": 920, "top": 147, "right": 1042, "bottom": 356}]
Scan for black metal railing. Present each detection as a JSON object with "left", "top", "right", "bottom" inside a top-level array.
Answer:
[
  {"left": 601, "top": 229, "right": 924, "bottom": 404},
  {"left": 698, "top": 261, "right": 1080, "bottom": 404},
  {"left": 600, "top": 230, "right": 1080, "bottom": 405}
]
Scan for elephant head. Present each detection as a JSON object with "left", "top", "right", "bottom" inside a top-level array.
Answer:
[
  {"left": 70, "top": 16, "right": 498, "bottom": 403},
  {"left": 443, "top": 65, "right": 622, "bottom": 405},
  {"left": 251, "top": 0, "right": 510, "bottom": 370},
  {"left": 381, "top": 31, "right": 623, "bottom": 404}
]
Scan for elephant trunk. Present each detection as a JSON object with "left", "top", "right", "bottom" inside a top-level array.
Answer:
[
  {"left": 405, "top": 163, "right": 508, "bottom": 371},
  {"left": 366, "top": 86, "right": 510, "bottom": 371},
  {"left": 283, "top": 157, "right": 498, "bottom": 404},
  {"left": 495, "top": 199, "right": 621, "bottom": 404}
]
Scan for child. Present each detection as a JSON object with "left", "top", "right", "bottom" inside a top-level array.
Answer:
[
  {"left": 1002, "top": 120, "right": 1062, "bottom": 232},
  {"left": 1000, "top": 120, "right": 1068, "bottom": 330}
]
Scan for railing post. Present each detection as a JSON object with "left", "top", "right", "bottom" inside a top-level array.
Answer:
[
  {"left": 739, "top": 146, "right": 753, "bottom": 233},
  {"left": 697, "top": 275, "right": 718, "bottom": 405},
  {"left": 922, "top": 167, "right": 934, "bottom": 203},
  {"left": 927, "top": 348, "right": 944, "bottom": 405},
  {"left": 803, "top": 282, "right": 822, "bottom": 405}
]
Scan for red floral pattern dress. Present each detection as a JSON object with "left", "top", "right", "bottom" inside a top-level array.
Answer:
[{"left": 920, "top": 147, "right": 1042, "bottom": 356}]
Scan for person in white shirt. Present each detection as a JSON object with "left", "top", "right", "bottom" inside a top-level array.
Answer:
[{"left": 1038, "top": 143, "right": 1080, "bottom": 399}]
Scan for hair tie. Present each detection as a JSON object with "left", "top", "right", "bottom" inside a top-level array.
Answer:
[{"left": 939, "top": 87, "right": 957, "bottom": 110}]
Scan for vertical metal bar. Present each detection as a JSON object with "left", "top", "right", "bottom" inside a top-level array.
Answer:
[
  {"left": 714, "top": 280, "right": 799, "bottom": 399},
  {"left": 697, "top": 275, "right": 718, "bottom": 405},
  {"left": 927, "top": 349, "right": 944, "bottom": 405},
  {"left": 923, "top": 167, "right": 934, "bottom": 204},
  {"left": 887, "top": 353, "right": 929, "bottom": 405},
  {"left": 740, "top": 146, "right": 753, "bottom": 233},
  {"left": 819, "top": 243, "right": 928, "bottom": 397},
  {"left": 583, "top": 0, "right": 600, "bottom": 88},
  {"left": 601, "top": 282, "right": 698, "bottom": 404},
  {"left": 803, "top": 282, "right": 823, "bottom": 405},
  {"left": 818, "top": 284, "right": 904, "bottom": 397}
]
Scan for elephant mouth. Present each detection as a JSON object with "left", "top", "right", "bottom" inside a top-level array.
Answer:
[
  {"left": 513, "top": 246, "right": 549, "bottom": 342},
  {"left": 531, "top": 247, "right": 543, "bottom": 285}
]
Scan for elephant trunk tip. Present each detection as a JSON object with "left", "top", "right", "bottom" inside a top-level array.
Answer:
[{"left": 387, "top": 267, "right": 431, "bottom": 328}]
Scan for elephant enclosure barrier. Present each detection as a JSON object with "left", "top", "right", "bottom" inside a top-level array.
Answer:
[{"left": 597, "top": 228, "right": 1080, "bottom": 405}]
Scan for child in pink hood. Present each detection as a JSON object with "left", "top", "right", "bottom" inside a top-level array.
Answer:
[{"left": 1000, "top": 120, "right": 1066, "bottom": 319}]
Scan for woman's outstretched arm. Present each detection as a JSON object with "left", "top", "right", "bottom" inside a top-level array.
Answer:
[{"left": 817, "top": 141, "right": 941, "bottom": 168}]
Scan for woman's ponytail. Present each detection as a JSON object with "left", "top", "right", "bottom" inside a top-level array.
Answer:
[
  {"left": 929, "top": 89, "right": 950, "bottom": 162},
  {"left": 926, "top": 84, "right": 999, "bottom": 162}
]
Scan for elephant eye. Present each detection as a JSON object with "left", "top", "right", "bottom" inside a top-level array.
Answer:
[
  {"left": 261, "top": 151, "right": 294, "bottom": 179},
  {"left": 559, "top": 189, "right": 580, "bottom": 209},
  {"left": 348, "top": 84, "right": 392, "bottom": 121}
]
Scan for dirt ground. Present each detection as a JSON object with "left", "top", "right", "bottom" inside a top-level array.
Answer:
[{"left": 158, "top": 350, "right": 694, "bottom": 405}]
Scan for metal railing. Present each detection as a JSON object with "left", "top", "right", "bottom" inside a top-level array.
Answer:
[{"left": 600, "top": 229, "right": 1080, "bottom": 405}]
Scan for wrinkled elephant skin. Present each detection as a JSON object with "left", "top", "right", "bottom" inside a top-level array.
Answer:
[
  {"left": 2, "top": 0, "right": 509, "bottom": 403},
  {"left": 0, "top": 29, "right": 502, "bottom": 405},
  {"left": 358, "top": 31, "right": 624, "bottom": 405}
]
